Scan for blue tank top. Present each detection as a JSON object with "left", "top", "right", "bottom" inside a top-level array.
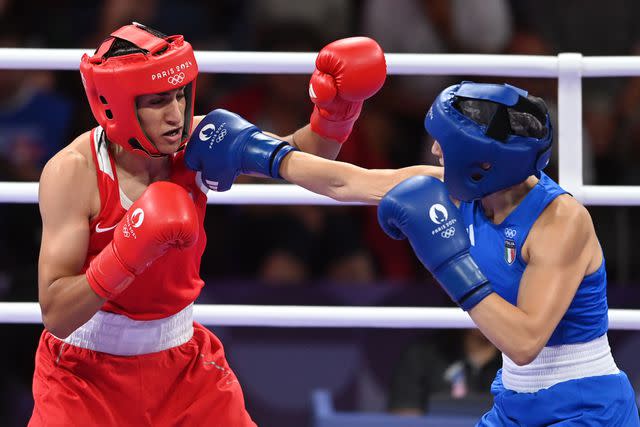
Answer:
[{"left": 459, "top": 172, "right": 608, "bottom": 346}]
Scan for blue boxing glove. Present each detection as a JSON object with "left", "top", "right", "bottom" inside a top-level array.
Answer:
[
  {"left": 378, "top": 176, "right": 493, "bottom": 311},
  {"left": 185, "top": 109, "right": 297, "bottom": 191}
]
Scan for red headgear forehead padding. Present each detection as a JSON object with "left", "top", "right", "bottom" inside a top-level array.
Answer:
[{"left": 80, "top": 23, "right": 198, "bottom": 156}]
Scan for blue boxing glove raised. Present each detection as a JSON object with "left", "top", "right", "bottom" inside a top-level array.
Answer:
[
  {"left": 378, "top": 176, "right": 493, "bottom": 311},
  {"left": 185, "top": 109, "right": 297, "bottom": 191}
]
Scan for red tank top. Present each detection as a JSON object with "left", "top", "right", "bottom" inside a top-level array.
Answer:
[{"left": 83, "top": 127, "right": 208, "bottom": 320}]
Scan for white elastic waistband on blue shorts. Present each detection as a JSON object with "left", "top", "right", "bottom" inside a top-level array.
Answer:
[{"left": 502, "top": 334, "right": 619, "bottom": 393}]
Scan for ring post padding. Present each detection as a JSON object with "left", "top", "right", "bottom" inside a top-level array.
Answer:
[{"left": 557, "top": 53, "right": 583, "bottom": 200}]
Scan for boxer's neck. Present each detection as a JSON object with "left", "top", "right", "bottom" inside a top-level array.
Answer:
[
  {"left": 480, "top": 175, "right": 539, "bottom": 224},
  {"left": 110, "top": 143, "right": 170, "bottom": 181}
]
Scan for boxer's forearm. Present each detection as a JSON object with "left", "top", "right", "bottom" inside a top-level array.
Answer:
[
  {"left": 469, "top": 294, "right": 549, "bottom": 366},
  {"left": 39, "top": 274, "right": 105, "bottom": 339},
  {"left": 279, "top": 151, "right": 442, "bottom": 205},
  {"left": 279, "top": 151, "right": 385, "bottom": 204}
]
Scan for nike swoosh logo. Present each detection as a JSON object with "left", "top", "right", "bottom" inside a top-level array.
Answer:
[{"left": 95, "top": 222, "right": 117, "bottom": 233}]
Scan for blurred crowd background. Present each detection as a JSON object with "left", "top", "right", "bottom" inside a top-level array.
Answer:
[{"left": 2, "top": 1, "right": 640, "bottom": 425}]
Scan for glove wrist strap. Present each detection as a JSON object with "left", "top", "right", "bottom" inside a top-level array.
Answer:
[
  {"left": 240, "top": 132, "right": 296, "bottom": 178},
  {"left": 86, "top": 242, "right": 135, "bottom": 300},
  {"left": 310, "top": 107, "right": 358, "bottom": 143},
  {"left": 433, "top": 252, "right": 493, "bottom": 311},
  {"left": 270, "top": 144, "right": 298, "bottom": 178}
]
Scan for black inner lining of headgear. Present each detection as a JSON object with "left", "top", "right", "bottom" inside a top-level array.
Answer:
[{"left": 456, "top": 96, "right": 547, "bottom": 142}]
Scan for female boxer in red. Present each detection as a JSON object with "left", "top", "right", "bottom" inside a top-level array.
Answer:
[{"left": 29, "top": 22, "right": 386, "bottom": 426}]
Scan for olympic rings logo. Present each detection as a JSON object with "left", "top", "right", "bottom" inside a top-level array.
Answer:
[
  {"left": 215, "top": 128, "right": 227, "bottom": 143},
  {"left": 167, "top": 72, "right": 186, "bottom": 85},
  {"left": 441, "top": 227, "right": 455, "bottom": 239},
  {"left": 504, "top": 228, "right": 517, "bottom": 238}
]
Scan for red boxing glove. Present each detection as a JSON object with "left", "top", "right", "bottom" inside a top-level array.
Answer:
[
  {"left": 309, "top": 37, "right": 386, "bottom": 143},
  {"left": 86, "top": 181, "right": 199, "bottom": 299}
]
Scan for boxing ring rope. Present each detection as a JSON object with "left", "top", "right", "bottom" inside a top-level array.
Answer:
[
  {"left": 2, "top": 303, "right": 640, "bottom": 330},
  {"left": 1, "top": 49, "right": 640, "bottom": 329}
]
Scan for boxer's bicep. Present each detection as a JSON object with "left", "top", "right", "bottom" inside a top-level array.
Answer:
[{"left": 516, "top": 199, "right": 595, "bottom": 341}]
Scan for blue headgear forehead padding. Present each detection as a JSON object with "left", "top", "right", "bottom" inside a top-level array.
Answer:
[
  {"left": 424, "top": 81, "right": 553, "bottom": 201},
  {"left": 454, "top": 82, "right": 526, "bottom": 106}
]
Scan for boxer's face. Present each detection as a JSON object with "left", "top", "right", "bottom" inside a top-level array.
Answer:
[{"left": 136, "top": 87, "right": 187, "bottom": 154}]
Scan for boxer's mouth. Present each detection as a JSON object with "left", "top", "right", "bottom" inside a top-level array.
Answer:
[{"left": 163, "top": 127, "right": 182, "bottom": 137}]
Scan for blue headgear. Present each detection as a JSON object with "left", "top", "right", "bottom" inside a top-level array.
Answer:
[{"left": 424, "top": 81, "right": 553, "bottom": 201}]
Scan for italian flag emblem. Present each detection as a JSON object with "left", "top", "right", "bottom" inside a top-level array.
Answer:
[{"left": 504, "top": 239, "right": 516, "bottom": 265}]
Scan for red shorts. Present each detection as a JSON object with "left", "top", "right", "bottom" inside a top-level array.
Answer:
[{"left": 29, "top": 322, "right": 256, "bottom": 427}]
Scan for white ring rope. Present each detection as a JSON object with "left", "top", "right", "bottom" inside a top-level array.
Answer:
[
  {"left": 2, "top": 49, "right": 640, "bottom": 329},
  {"left": 2, "top": 303, "right": 640, "bottom": 330},
  {"left": 1, "top": 48, "right": 640, "bottom": 77},
  {"left": 0, "top": 182, "right": 364, "bottom": 205},
  {"left": 0, "top": 49, "right": 561, "bottom": 75},
  {"left": 4, "top": 182, "right": 640, "bottom": 206}
]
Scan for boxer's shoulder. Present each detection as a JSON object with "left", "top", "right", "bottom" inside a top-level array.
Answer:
[
  {"left": 40, "top": 130, "right": 99, "bottom": 216},
  {"left": 47, "top": 131, "right": 95, "bottom": 174}
]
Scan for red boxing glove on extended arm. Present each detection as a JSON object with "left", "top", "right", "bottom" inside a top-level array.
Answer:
[
  {"left": 309, "top": 37, "right": 387, "bottom": 143},
  {"left": 86, "top": 181, "right": 199, "bottom": 299}
]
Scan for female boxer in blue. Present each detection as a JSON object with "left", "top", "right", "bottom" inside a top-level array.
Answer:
[
  {"left": 376, "top": 82, "right": 640, "bottom": 426},
  {"left": 185, "top": 81, "right": 640, "bottom": 426}
]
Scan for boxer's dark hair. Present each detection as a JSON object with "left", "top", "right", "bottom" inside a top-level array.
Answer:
[
  {"left": 454, "top": 95, "right": 549, "bottom": 140},
  {"left": 100, "top": 24, "right": 168, "bottom": 59}
]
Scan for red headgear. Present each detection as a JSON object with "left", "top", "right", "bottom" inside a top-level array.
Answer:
[{"left": 80, "top": 23, "right": 198, "bottom": 156}]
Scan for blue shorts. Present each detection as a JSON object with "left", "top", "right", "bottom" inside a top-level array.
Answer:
[{"left": 477, "top": 369, "right": 640, "bottom": 427}]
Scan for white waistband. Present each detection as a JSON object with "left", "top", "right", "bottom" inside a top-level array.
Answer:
[
  {"left": 58, "top": 304, "right": 194, "bottom": 356},
  {"left": 502, "top": 334, "right": 619, "bottom": 393}
]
